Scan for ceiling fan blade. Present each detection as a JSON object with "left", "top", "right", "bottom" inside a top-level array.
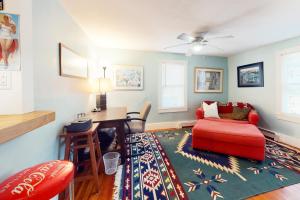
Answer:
[
  {"left": 164, "top": 43, "right": 191, "bottom": 50},
  {"left": 206, "top": 35, "right": 234, "bottom": 40},
  {"left": 177, "top": 33, "right": 196, "bottom": 42},
  {"left": 195, "top": 31, "right": 208, "bottom": 38}
]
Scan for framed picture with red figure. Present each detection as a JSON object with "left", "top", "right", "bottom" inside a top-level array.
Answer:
[{"left": 0, "top": 13, "right": 20, "bottom": 71}]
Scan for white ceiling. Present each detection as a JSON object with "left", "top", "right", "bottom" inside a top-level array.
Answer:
[{"left": 60, "top": 0, "right": 300, "bottom": 56}]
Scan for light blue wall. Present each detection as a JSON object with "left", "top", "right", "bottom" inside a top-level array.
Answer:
[
  {"left": 228, "top": 36, "right": 300, "bottom": 138},
  {"left": 97, "top": 48, "right": 228, "bottom": 123},
  {"left": 0, "top": 0, "right": 93, "bottom": 181},
  {"left": 0, "top": 0, "right": 228, "bottom": 182}
]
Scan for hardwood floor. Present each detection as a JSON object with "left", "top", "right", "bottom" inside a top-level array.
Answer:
[
  {"left": 75, "top": 173, "right": 300, "bottom": 200},
  {"left": 247, "top": 183, "right": 300, "bottom": 200},
  {"left": 75, "top": 173, "right": 115, "bottom": 200}
]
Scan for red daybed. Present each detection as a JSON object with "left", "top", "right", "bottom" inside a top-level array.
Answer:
[
  {"left": 195, "top": 101, "right": 260, "bottom": 125},
  {"left": 192, "top": 101, "right": 265, "bottom": 161}
]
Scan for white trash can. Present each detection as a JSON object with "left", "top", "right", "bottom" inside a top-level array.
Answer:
[{"left": 103, "top": 152, "right": 120, "bottom": 175}]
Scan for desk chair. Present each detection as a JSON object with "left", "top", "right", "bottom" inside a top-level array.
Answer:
[{"left": 125, "top": 101, "right": 151, "bottom": 157}]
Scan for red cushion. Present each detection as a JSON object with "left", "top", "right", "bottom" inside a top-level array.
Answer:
[
  {"left": 248, "top": 110, "right": 259, "bottom": 125},
  {"left": 236, "top": 102, "right": 254, "bottom": 110},
  {"left": 192, "top": 119, "right": 265, "bottom": 160},
  {"left": 218, "top": 102, "right": 233, "bottom": 113},
  {"left": 193, "top": 120, "right": 265, "bottom": 147},
  {"left": 205, "top": 117, "right": 249, "bottom": 124},
  {"left": 192, "top": 137, "right": 265, "bottom": 161},
  {"left": 203, "top": 100, "right": 217, "bottom": 105},
  {"left": 0, "top": 160, "right": 74, "bottom": 200}
]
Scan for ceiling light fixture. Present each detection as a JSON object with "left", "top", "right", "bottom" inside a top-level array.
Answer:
[{"left": 192, "top": 44, "right": 203, "bottom": 52}]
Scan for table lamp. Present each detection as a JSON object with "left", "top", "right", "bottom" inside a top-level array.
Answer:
[{"left": 96, "top": 67, "right": 112, "bottom": 111}]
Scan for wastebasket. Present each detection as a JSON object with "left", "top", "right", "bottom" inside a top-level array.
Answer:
[{"left": 103, "top": 152, "right": 120, "bottom": 175}]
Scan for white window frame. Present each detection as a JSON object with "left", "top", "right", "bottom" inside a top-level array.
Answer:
[
  {"left": 158, "top": 60, "right": 188, "bottom": 113},
  {"left": 276, "top": 45, "right": 300, "bottom": 124}
]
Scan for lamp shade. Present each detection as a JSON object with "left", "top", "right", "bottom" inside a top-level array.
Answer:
[{"left": 99, "top": 78, "right": 113, "bottom": 93}]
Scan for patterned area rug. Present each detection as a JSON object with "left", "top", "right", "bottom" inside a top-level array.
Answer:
[{"left": 119, "top": 129, "right": 300, "bottom": 200}]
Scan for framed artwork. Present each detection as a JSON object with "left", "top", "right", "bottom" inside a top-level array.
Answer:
[
  {"left": 237, "top": 62, "right": 264, "bottom": 87},
  {"left": 0, "top": 13, "right": 20, "bottom": 71},
  {"left": 113, "top": 65, "right": 143, "bottom": 90},
  {"left": 59, "top": 43, "right": 88, "bottom": 79},
  {"left": 194, "top": 67, "right": 223, "bottom": 93},
  {"left": 0, "top": 1, "right": 4, "bottom": 10}
]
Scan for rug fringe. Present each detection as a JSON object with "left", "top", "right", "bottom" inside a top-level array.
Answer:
[{"left": 113, "top": 165, "right": 124, "bottom": 200}]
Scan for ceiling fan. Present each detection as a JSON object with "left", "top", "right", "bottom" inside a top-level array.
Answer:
[{"left": 164, "top": 32, "right": 234, "bottom": 56}]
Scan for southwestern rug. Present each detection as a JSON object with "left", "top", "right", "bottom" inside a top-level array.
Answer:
[{"left": 116, "top": 129, "right": 300, "bottom": 200}]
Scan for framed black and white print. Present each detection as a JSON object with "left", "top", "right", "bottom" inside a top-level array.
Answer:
[{"left": 237, "top": 62, "right": 264, "bottom": 87}]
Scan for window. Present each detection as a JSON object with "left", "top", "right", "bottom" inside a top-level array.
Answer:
[
  {"left": 159, "top": 60, "right": 187, "bottom": 113},
  {"left": 277, "top": 46, "right": 300, "bottom": 123}
]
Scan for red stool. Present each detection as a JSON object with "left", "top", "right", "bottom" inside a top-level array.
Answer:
[{"left": 0, "top": 160, "right": 74, "bottom": 200}]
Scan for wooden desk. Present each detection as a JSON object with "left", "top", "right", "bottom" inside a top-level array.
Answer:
[{"left": 88, "top": 107, "right": 127, "bottom": 164}]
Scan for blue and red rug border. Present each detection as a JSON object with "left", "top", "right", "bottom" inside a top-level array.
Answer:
[{"left": 121, "top": 132, "right": 188, "bottom": 199}]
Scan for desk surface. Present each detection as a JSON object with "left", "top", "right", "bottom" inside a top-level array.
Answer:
[
  {"left": 0, "top": 111, "right": 55, "bottom": 144},
  {"left": 88, "top": 107, "right": 127, "bottom": 122}
]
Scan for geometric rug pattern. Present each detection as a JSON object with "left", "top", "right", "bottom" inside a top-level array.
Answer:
[
  {"left": 120, "top": 129, "right": 300, "bottom": 200},
  {"left": 175, "top": 131, "right": 246, "bottom": 181},
  {"left": 122, "top": 132, "right": 187, "bottom": 200}
]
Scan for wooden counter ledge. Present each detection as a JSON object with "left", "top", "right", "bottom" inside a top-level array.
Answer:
[{"left": 0, "top": 111, "right": 55, "bottom": 144}]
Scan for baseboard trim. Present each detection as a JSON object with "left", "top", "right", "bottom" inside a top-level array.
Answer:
[
  {"left": 146, "top": 120, "right": 196, "bottom": 131},
  {"left": 259, "top": 127, "right": 279, "bottom": 140},
  {"left": 275, "top": 132, "right": 300, "bottom": 149},
  {"left": 259, "top": 127, "right": 300, "bottom": 148}
]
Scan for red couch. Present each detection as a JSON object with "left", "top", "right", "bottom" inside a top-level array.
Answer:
[
  {"left": 195, "top": 100, "right": 260, "bottom": 125},
  {"left": 192, "top": 101, "right": 265, "bottom": 161}
]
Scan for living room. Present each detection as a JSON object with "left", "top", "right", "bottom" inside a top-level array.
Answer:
[{"left": 0, "top": 0, "right": 299, "bottom": 200}]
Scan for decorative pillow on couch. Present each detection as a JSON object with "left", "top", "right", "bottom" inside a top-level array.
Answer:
[
  {"left": 219, "top": 107, "right": 250, "bottom": 120},
  {"left": 219, "top": 113, "right": 234, "bottom": 119},
  {"left": 202, "top": 102, "right": 220, "bottom": 118},
  {"left": 217, "top": 102, "right": 233, "bottom": 113},
  {"left": 231, "top": 107, "right": 250, "bottom": 120}
]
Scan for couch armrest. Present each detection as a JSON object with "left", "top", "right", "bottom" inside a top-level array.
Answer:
[
  {"left": 248, "top": 110, "right": 259, "bottom": 125},
  {"left": 196, "top": 108, "right": 205, "bottom": 120}
]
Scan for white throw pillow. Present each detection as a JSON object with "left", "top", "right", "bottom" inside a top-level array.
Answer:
[{"left": 202, "top": 102, "right": 220, "bottom": 118}]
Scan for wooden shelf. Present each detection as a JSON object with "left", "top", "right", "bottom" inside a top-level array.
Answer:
[{"left": 0, "top": 111, "right": 55, "bottom": 144}]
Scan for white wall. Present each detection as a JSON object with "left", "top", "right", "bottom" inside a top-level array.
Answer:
[
  {"left": 0, "top": 0, "right": 34, "bottom": 114},
  {"left": 95, "top": 48, "right": 228, "bottom": 123},
  {"left": 0, "top": 0, "right": 94, "bottom": 182},
  {"left": 228, "top": 36, "right": 300, "bottom": 139}
]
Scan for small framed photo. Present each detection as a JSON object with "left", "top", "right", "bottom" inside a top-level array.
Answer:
[
  {"left": 113, "top": 65, "right": 143, "bottom": 90},
  {"left": 237, "top": 62, "right": 264, "bottom": 87},
  {"left": 194, "top": 67, "right": 223, "bottom": 93},
  {"left": 59, "top": 43, "right": 88, "bottom": 79},
  {"left": 0, "top": 1, "right": 4, "bottom": 10}
]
